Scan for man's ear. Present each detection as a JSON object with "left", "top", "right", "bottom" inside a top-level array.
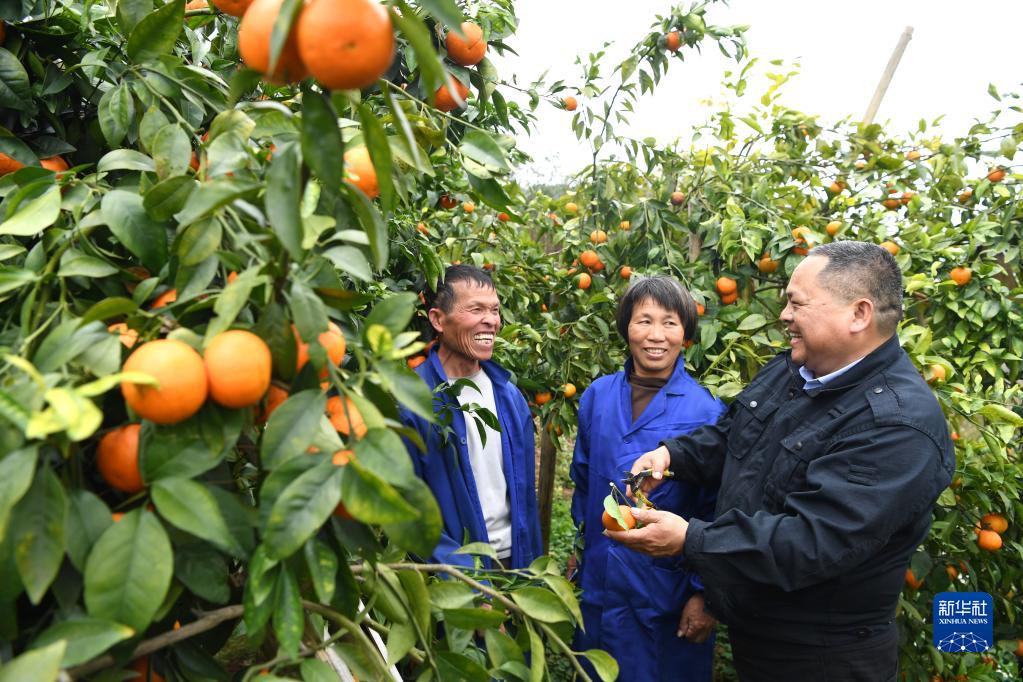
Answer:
[
  {"left": 850, "top": 298, "right": 874, "bottom": 333},
  {"left": 427, "top": 308, "right": 445, "bottom": 335}
]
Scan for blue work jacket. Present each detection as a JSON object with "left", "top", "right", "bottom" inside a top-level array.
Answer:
[
  {"left": 571, "top": 358, "right": 724, "bottom": 681},
  {"left": 400, "top": 348, "right": 543, "bottom": 570}
]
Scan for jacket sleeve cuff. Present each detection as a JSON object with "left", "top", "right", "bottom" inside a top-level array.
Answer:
[{"left": 683, "top": 517, "right": 708, "bottom": 565}]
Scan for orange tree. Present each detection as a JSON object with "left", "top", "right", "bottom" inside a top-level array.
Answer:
[
  {"left": 0, "top": 0, "right": 669, "bottom": 678},
  {"left": 477, "top": 52, "right": 1023, "bottom": 681}
]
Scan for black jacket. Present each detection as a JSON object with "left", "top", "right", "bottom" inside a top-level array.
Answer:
[{"left": 664, "top": 335, "right": 955, "bottom": 645}]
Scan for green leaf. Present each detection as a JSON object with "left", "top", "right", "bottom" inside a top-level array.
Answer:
[
  {"left": 526, "top": 622, "right": 544, "bottom": 682},
  {"left": 0, "top": 186, "right": 61, "bottom": 237},
  {"left": 358, "top": 103, "right": 394, "bottom": 211},
  {"left": 174, "top": 544, "right": 230, "bottom": 604},
  {"left": 737, "top": 313, "right": 766, "bottom": 331},
  {"left": 377, "top": 361, "right": 433, "bottom": 420},
  {"left": 300, "top": 84, "right": 343, "bottom": 189},
  {"left": 127, "top": 0, "right": 185, "bottom": 63},
  {"left": 339, "top": 184, "right": 388, "bottom": 269},
  {"left": 144, "top": 176, "right": 197, "bottom": 221},
  {"left": 303, "top": 538, "right": 337, "bottom": 604},
  {"left": 384, "top": 621, "right": 416, "bottom": 667},
  {"left": 322, "top": 246, "right": 372, "bottom": 282},
  {"left": 436, "top": 651, "right": 491, "bottom": 682},
  {"left": 582, "top": 649, "right": 619, "bottom": 682},
  {"left": 151, "top": 124, "right": 191, "bottom": 179},
  {"left": 266, "top": 141, "right": 304, "bottom": 260},
  {"left": 453, "top": 541, "right": 497, "bottom": 560},
  {"left": 243, "top": 546, "right": 278, "bottom": 635},
  {"left": 58, "top": 251, "right": 119, "bottom": 278},
  {"left": 178, "top": 218, "right": 223, "bottom": 266},
  {"left": 65, "top": 490, "right": 112, "bottom": 572},
  {"left": 264, "top": 460, "right": 342, "bottom": 560},
  {"left": 418, "top": 0, "right": 463, "bottom": 29},
  {"left": 365, "top": 292, "right": 417, "bottom": 335},
  {"left": 173, "top": 178, "right": 260, "bottom": 227},
  {"left": 380, "top": 477, "right": 442, "bottom": 559},
  {"left": 0, "top": 48, "right": 33, "bottom": 112},
  {"left": 152, "top": 478, "right": 244, "bottom": 556},
  {"left": 206, "top": 267, "right": 264, "bottom": 339},
  {"left": 84, "top": 510, "right": 173, "bottom": 632},
  {"left": 0, "top": 266, "right": 37, "bottom": 295},
  {"left": 268, "top": 0, "right": 303, "bottom": 75},
  {"left": 117, "top": 0, "right": 153, "bottom": 33},
  {"left": 0, "top": 641, "right": 65, "bottom": 682},
  {"left": 261, "top": 390, "right": 327, "bottom": 470},
  {"left": 101, "top": 190, "right": 169, "bottom": 272},
  {"left": 460, "top": 130, "right": 510, "bottom": 173},
  {"left": 484, "top": 629, "right": 525, "bottom": 670},
  {"left": 444, "top": 607, "right": 507, "bottom": 630},
  {"left": 510, "top": 587, "right": 571, "bottom": 623},
  {"left": 979, "top": 403, "right": 1023, "bottom": 427},
  {"left": 300, "top": 659, "right": 338, "bottom": 682},
  {"left": 11, "top": 465, "right": 66, "bottom": 604},
  {"left": 81, "top": 298, "right": 139, "bottom": 325},
  {"left": 97, "top": 149, "right": 156, "bottom": 173},
  {"left": 391, "top": 4, "right": 445, "bottom": 101},
  {"left": 31, "top": 617, "right": 135, "bottom": 667},
  {"left": 540, "top": 574, "right": 582, "bottom": 626},
  {"left": 140, "top": 403, "right": 243, "bottom": 481},
  {"left": 273, "top": 564, "right": 303, "bottom": 656},
  {"left": 0, "top": 447, "right": 36, "bottom": 544},
  {"left": 397, "top": 568, "right": 431, "bottom": 635},
  {"left": 341, "top": 458, "right": 419, "bottom": 525},
  {"left": 98, "top": 83, "right": 133, "bottom": 148}
]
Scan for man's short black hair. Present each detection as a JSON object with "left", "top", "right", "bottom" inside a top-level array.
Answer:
[
  {"left": 430, "top": 264, "right": 495, "bottom": 313},
  {"left": 616, "top": 276, "right": 698, "bottom": 342},
  {"left": 809, "top": 241, "right": 904, "bottom": 336}
]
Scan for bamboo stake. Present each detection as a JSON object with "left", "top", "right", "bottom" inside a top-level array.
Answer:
[{"left": 863, "top": 26, "right": 914, "bottom": 125}]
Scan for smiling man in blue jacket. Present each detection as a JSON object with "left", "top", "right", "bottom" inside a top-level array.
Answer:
[{"left": 400, "top": 265, "right": 542, "bottom": 570}]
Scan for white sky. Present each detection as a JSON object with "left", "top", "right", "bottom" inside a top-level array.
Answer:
[{"left": 492, "top": 1, "right": 1023, "bottom": 183}]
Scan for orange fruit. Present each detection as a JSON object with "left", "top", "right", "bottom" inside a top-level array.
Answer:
[
  {"left": 407, "top": 355, "right": 426, "bottom": 370},
  {"left": 950, "top": 267, "right": 972, "bottom": 286},
  {"left": 1015, "top": 639, "right": 1023, "bottom": 657},
  {"left": 326, "top": 395, "right": 367, "bottom": 438},
  {"left": 445, "top": 22, "right": 486, "bottom": 66},
  {"left": 122, "top": 339, "right": 208, "bottom": 425},
  {"left": 696, "top": 303, "right": 705, "bottom": 316},
  {"left": 150, "top": 288, "right": 177, "bottom": 309},
  {"left": 757, "top": 256, "right": 778, "bottom": 274},
  {"left": 828, "top": 181, "right": 842, "bottom": 194},
  {"left": 331, "top": 449, "right": 355, "bottom": 517},
  {"left": 0, "top": 151, "right": 24, "bottom": 176},
  {"left": 619, "top": 265, "right": 632, "bottom": 279},
  {"left": 906, "top": 150, "right": 921, "bottom": 161},
  {"left": 601, "top": 505, "right": 636, "bottom": 532},
  {"left": 111, "top": 512, "right": 125, "bottom": 522},
  {"left": 901, "top": 191, "right": 915, "bottom": 205},
  {"left": 825, "top": 220, "right": 841, "bottom": 236},
  {"left": 579, "top": 250, "right": 600, "bottom": 269},
  {"left": 226, "top": 271, "right": 239, "bottom": 284},
  {"left": 96, "top": 424, "right": 144, "bottom": 493},
  {"left": 589, "top": 229, "right": 607, "bottom": 244},
  {"left": 945, "top": 564, "right": 958, "bottom": 580},
  {"left": 977, "top": 529, "right": 1002, "bottom": 551},
  {"left": 715, "top": 276, "right": 737, "bottom": 296},
  {"left": 670, "top": 190, "right": 685, "bottom": 206},
  {"left": 562, "top": 383, "right": 577, "bottom": 398},
  {"left": 434, "top": 78, "right": 470, "bottom": 112},
  {"left": 927, "top": 364, "right": 946, "bottom": 384},
  {"left": 204, "top": 330, "right": 272, "bottom": 408},
  {"left": 620, "top": 220, "right": 630, "bottom": 230},
  {"left": 980, "top": 513, "right": 1008, "bottom": 533},
  {"left": 535, "top": 391, "right": 552, "bottom": 406},
  {"left": 592, "top": 260, "right": 605, "bottom": 272},
  {"left": 720, "top": 291, "right": 738, "bottom": 305},
  {"left": 416, "top": 222, "right": 429, "bottom": 234},
  {"left": 497, "top": 212, "right": 510, "bottom": 222},
  {"left": 665, "top": 30, "right": 681, "bottom": 52},
  {"left": 562, "top": 96, "right": 577, "bottom": 111},
  {"left": 882, "top": 198, "right": 900, "bottom": 211},
  {"left": 904, "top": 568, "right": 923, "bottom": 590},
  {"left": 108, "top": 323, "right": 139, "bottom": 349},
  {"left": 343, "top": 146, "right": 379, "bottom": 199},
  {"left": 185, "top": 0, "right": 208, "bottom": 9},
  {"left": 238, "top": 0, "right": 308, "bottom": 84},
  {"left": 880, "top": 241, "right": 900, "bottom": 256},
  {"left": 256, "top": 384, "right": 289, "bottom": 424},
  {"left": 129, "top": 658, "right": 166, "bottom": 682},
  {"left": 439, "top": 194, "right": 458, "bottom": 209},
  {"left": 577, "top": 272, "right": 592, "bottom": 290},
  {"left": 951, "top": 431, "right": 959, "bottom": 441},
  {"left": 212, "top": 0, "right": 251, "bottom": 16},
  {"left": 296, "top": 0, "right": 393, "bottom": 90},
  {"left": 294, "top": 321, "right": 346, "bottom": 376},
  {"left": 987, "top": 167, "right": 1005, "bottom": 183},
  {"left": 462, "top": 201, "right": 475, "bottom": 213},
  {"left": 957, "top": 187, "right": 973, "bottom": 203},
  {"left": 40, "top": 156, "right": 69, "bottom": 172},
  {"left": 565, "top": 202, "right": 579, "bottom": 214}
]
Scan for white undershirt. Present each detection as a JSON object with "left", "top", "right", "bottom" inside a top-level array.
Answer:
[{"left": 456, "top": 369, "right": 512, "bottom": 558}]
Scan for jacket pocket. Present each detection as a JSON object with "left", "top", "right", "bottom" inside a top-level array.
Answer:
[
  {"left": 726, "top": 384, "right": 781, "bottom": 460},
  {"left": 763, "top": 432, "right": 818, "bottom": 511}
]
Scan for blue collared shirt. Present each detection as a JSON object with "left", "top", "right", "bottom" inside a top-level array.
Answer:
[{"left": 799, "top": 357, "right": 865, "bottom": 393}]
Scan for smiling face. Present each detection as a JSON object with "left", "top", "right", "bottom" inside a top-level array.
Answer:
[
  {"left": 429, "top": 280, "right": 501, "bottom": 377},
  {"left": 781, "top": 255, "right": 862, "bottom": 376},
  {"left": 627, "top": 298, "right": 686, "bottom": 379}
]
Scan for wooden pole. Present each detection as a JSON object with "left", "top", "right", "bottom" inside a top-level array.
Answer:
[
  {"left": 538, "top": 419, "right": 557, "bottom": 552},
  {"left": 862, "top": 26, "right": 914, "bottom": 125}
]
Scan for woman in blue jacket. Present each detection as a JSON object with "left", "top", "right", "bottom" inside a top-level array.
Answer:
[{"left": 571, "top": 276, "right": 725, "bottom": 681}]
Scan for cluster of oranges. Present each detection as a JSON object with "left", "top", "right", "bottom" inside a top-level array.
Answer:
[
  {"left": 975, "top": 512, "right": 1009, "bottom": 552},
  {"left": 715, "top": 276, "right": 738, "bottom": 306}
]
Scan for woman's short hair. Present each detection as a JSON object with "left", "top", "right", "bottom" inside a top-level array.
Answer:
[{"left": 616, "top": 276, "right": 698, "bottom": 342}]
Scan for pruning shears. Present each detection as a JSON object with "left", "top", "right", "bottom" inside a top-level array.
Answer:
[{"left": 620, "top": 469, "right": 674, "bottom": 509}]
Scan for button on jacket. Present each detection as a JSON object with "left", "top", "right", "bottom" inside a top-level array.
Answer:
[
  {"left": 571, "top": 359, "right": 724, "bottom": 680},
  {"left": 400, "top": 348, "right": 543, "bottom": 570},
  {"left": 663, "top": 335, "right": 955, "bottom": 645}
]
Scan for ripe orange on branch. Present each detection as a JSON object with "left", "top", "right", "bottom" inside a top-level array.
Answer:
[
  {"left": 562, "top": 96, "right": 577, "bottom": 111},
  {"left": 576, "top": 272, "right": 592, "bottom": 290},
  {"left": 980, "top": 513, "right": 1008, "bottom": 533},
  {"left": 987, "top": 167, "right": 1006, "bottom": 183},
  {"left": 121, "top": 339, "right": 208, "bottom": 425},
  {"left": 715, "top": 276, "right": 737, "bottom": 296},
  {"left": 977, "top": 529, "right": 1002, "bottom": 552},
  {"left": 445, "top": 22, "right": 486, "bottom": 66},
  {"left": 327, "top": 395, "right": 368, "bottom": 438},
  {"left": 212, "top": 0, "right": 251, "bottom": 17},
  {"left": 204, "top": 330, "right": 272, "bottom": 408},
  {"left": 949, "top": 267, "right": 972, "bottom": 286},
  {"left": 343, "top": 146, "right": 379, "bottom": 199},
  {"left": 97, "top": 424, "right": 144, "bottom": 493},
  {"left": 589, "top": 229, "right": 607, "bottom": 244},
  {"left": 757, "top": 255, "right": 778, "bottom": 274},
  {"left": 579, "top": 250, "right": 600, "bottom": 269},
  {"left": 238, "top": 0, "right": 308, "bottom": 84},
  {"left": 880, "top": 241, "right": 900, "bottom": 256},
  {"left": 296, "top": 0, "right": 394, "bottom": 90},
  {"left": 825, "top": 220, "right": 841, "bottom": 236},
  {"left": 434, "top": 79, "right": 470, "bottom": 112},
  {"left": 294, "top": 321, "right": 347, "bottom": 375},
  {"left": 535, "top": 391, "right": 552, "bottom": 406},
  {"left": 665, "top": 30, "right": 682, "bottom": 52}
]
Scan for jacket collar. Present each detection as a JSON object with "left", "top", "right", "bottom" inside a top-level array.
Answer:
[
  {"left": 786, "top": 334, "right": 902, "bottom": 395},
  {"left": 424, "top": 345, "right": 512, "bottom": 388},
  {"left": 624, "top": 356, "right": 691, "bottom": 396}
]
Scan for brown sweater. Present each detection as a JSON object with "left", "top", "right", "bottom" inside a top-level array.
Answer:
[{"left": 629, "top": 370, "right": 669, "bottom": 422}]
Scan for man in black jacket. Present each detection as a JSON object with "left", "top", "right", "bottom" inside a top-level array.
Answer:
[{"left": 609, "top": 241, "right": 955, "bottom": 681}]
